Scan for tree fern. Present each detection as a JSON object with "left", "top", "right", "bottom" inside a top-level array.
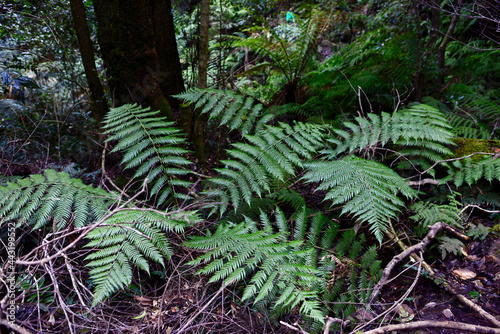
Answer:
[
  {"left": 103, "top": 104, "right": 192, "bottom": 206},
  {"left": 0, "top": 169, "right": 116, "bottom": 229},
  {"left": 85, "top": 208, "right": 197, "bottom": 306},
  {"left": 234, "top": 8, "right": 329, "bottom": 84},
  {"left": 174, "top": 88, "right": 272, "bottom": 135},
  {"left": 303, "top": 156, "right": 417, "bottom": 243},
  {"left": 204, "top": 122, "right": 326, "bottom": 214}
]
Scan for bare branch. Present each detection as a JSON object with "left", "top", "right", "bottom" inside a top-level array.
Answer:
[{"left": 360, "top": 320, "right": 500, "bottom": 334}]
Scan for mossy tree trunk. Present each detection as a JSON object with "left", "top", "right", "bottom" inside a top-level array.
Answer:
[{"left": 92, "top": 0, "right": 184, "bottom": 121}]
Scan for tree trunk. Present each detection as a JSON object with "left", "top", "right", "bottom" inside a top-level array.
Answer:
[
  {"left": 437, "top": 1, "right": 461, "bottom": 87},
  {"left": 69, "top": 0, "right": 108, "bottom": 126},
  {"left": 92, "top": 0, "right": 184, "bottom": 120},
  {"left": 193, "top": 0, "right": 210, "bottom": 164}
]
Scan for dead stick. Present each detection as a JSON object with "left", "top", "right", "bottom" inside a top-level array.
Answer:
[
  {"left": 361, "top": 320, "right": 500, "bottom": 334},
  {"left": 0, "top": 319, "right": 33, "bottom": 334},
  {"left": 175, "top": 282, "right": 230, "bottom": 334},
  {"left": 369, "top": 221, "right": 446, "bottom": 304}
]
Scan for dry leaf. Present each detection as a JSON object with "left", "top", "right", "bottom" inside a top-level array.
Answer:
[
  {"left": 453, "top": 268, "right": 477, "bottom": 280},
  {"left": 442, "top": 308, "right": 453, "bottom": 318},
  {"left": 395, "top": 304, "right": 414, "bottom": 322}
]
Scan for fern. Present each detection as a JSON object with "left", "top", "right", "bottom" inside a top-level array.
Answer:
[
  {"left": 103, "top": 104, "right": 192, "bottom": 206},
  {"left": 235, "top": 8, "right": 329, "bottom": 84},
  {"left": 0, "top": 170, "right": 116, "bottom": 229},
  {"left": 174, "top": 88, "right": 272, "bottom": 135},
  {"left": 443, "top": 157, "right": 500, "bottom": 187},
  {"left": 187, "top": 207, "right": 325, "bottom": 323},
  {"left": 325, "top": 104, "right": 455, "bottom": 169},
  {"left": 444, "top": 83, "right": 500, "bottom": 140},
  {"left": 411, "top": 199, "right": 463, "bottom": 237},
  {"left": 85, "top": 209, "right": 197, "bottom": 306},
  {"left": 204, "top": 122, "right": 326, "bottom": 214},
  {"left": 303, "top": 156, "right": 417, "bottom": 242},
  {"left": 187, "top": 206, "right": 382, "bottom": 328},
  {"left": 438, "top": 236, "right": 465, "bottom": 259}
]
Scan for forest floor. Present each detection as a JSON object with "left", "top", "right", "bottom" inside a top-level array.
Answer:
[{"left": 374, "top": 231, "right": 500, "bottom": 334}]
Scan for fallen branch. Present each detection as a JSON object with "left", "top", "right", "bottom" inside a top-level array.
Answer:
[
  {"left": 0, "top": 319, "right": 33, "bottom": 334},
  {"left": 280, "top": 321, "right": 310, "bottom": 334},
  {"left": 369, "top": 221, "right": 446, "bottom": 304},
  {"left": 323, "top": 317, "right": 349, "bottom": 334},
  {"left": 371, "top": 221, "right": 500, "bottom": 329},
  {"left": 360, "top": 320, "right": 500, "bottom": 334},
  {"left": 453, "top": 292, "right": 500, "bottom": 328}
]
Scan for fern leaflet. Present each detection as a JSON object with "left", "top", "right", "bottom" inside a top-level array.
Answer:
[
  {"left": 325, "top": 104, "right": 454, "bottom": 167},
  {"left": 186, "top": 208, "right": 325, "bottom": 323},
  {"left": 175, "top": 88, "right": 271, "bottom": 135},
  {"left": 0, "top": 170, "right": 116, "bottom": 229},
  {"left": 103, "top": 104, "right": 192, "bottom": 206},
  {"left": 85, "top": 209, "right": 198, "bottom": 306},
  {"left": 204, "top": 122, "right": 326, "bottom": 214},
  {"left": 303, "top": 156, "right": 417, "bottom": 242},
  {"left": 444, "top": 157, "right": 500, "bottom": 187}
]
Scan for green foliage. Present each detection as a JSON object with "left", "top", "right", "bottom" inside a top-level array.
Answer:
[
  {"left": 18, "top": 274, "right": 54, "bottom": 307},
  {"left": 325, "top": 104, "right": 455, "bottom": 166},
  {"left": 445, "top": 83, "right": 500, "bottom": 140},
  {"left": 187, "top": 207, "right": 381, "bottom": 325},
  {"left": 174, "top": 88, "right": 272, "bottom": 135},
  {"left": 235, "top": 8, "right": 328, "bottom": 84},
  {"left": 411, "top": 198, "right": 463, "bottom": 237},
  {"left": 467, "top": 223, "right": 489, "bottom": 241},
  {"left": 103, "top": 104, "right": 192, "bottom": 205},
  {"left": 438, "top": 236, "right": 464, "bottom": 259},
  {"left": 233, "top": 8, "right": 329, "bottom": 104},
  {"left": 444, "top": 157, "right": 500, "bottom": 187},
  {"left": 85, "top": 209, "right": 196, "bottom": 306},
  {"left": 204, "top": 121, "right": 326, "bottom": 214},
  {"left": 0, "top": 169, "right": 116, "bottom": 229},
  {"left": 306, "top": 27, "right": 421, "bottom": 114},
  {"left": 303, "top": 156, "right": 417, "bottom": 243}
]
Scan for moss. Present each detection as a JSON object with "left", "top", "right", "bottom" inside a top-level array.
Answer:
[
  {"left": 452, "top": 138, "right": 500, "bottom": 162},
  {"left": 491, "top": 223, "right": 500, "bottom": 234}
]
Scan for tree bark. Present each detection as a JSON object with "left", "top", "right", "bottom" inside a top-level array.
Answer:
[
  {"left": 92, "top": 0, "right": 184, "bottom": 120},
  {"left": 193, "top": 0, "right": 210, "bottom": 164},
  {"left": 437, "top": 0, "right": 461, "bottom": 86},
  {"left": 69, "top": 0, "right": 108, "bottom": 126}
]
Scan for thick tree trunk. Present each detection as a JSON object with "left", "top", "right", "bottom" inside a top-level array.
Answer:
[
  {"left": 92, "top": 0, "right": 184, "bottom": 120},
  {"left": 69, "top": 0, "right": 108, "bottom": 126}
]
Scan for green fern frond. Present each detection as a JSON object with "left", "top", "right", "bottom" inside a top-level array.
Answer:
[
  {"left": 186, "top": 208, "right": 325, "bottom": 323},
  {"left": 85, "top": 209, "right": 197, "bottom": 306},
  {"left": 175, "top": 88, "right": 271, "bottom": 135},
  {"left": 411, "top": 200, "right": 463, "bottom": 236},
  {"left": 325, "top": 104, "right": 454, "bottom": 164},
  {"left": 188, "top": 207, "right": 382, "bottom": 326},
  {"left": 303, "top": 156, "right": 417, "bottom": 242},
  {"left": 0, "top": 170, "right": 116, "bottom": 229},
  {"left": 444, "top": 157, "right": 500, "bottom": 187},
  {"left": 205, "top": 122, "right": 326, "bottom": 213},
  {"left": 103, "top": 104, "right": 192, "bottom": 206}
]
